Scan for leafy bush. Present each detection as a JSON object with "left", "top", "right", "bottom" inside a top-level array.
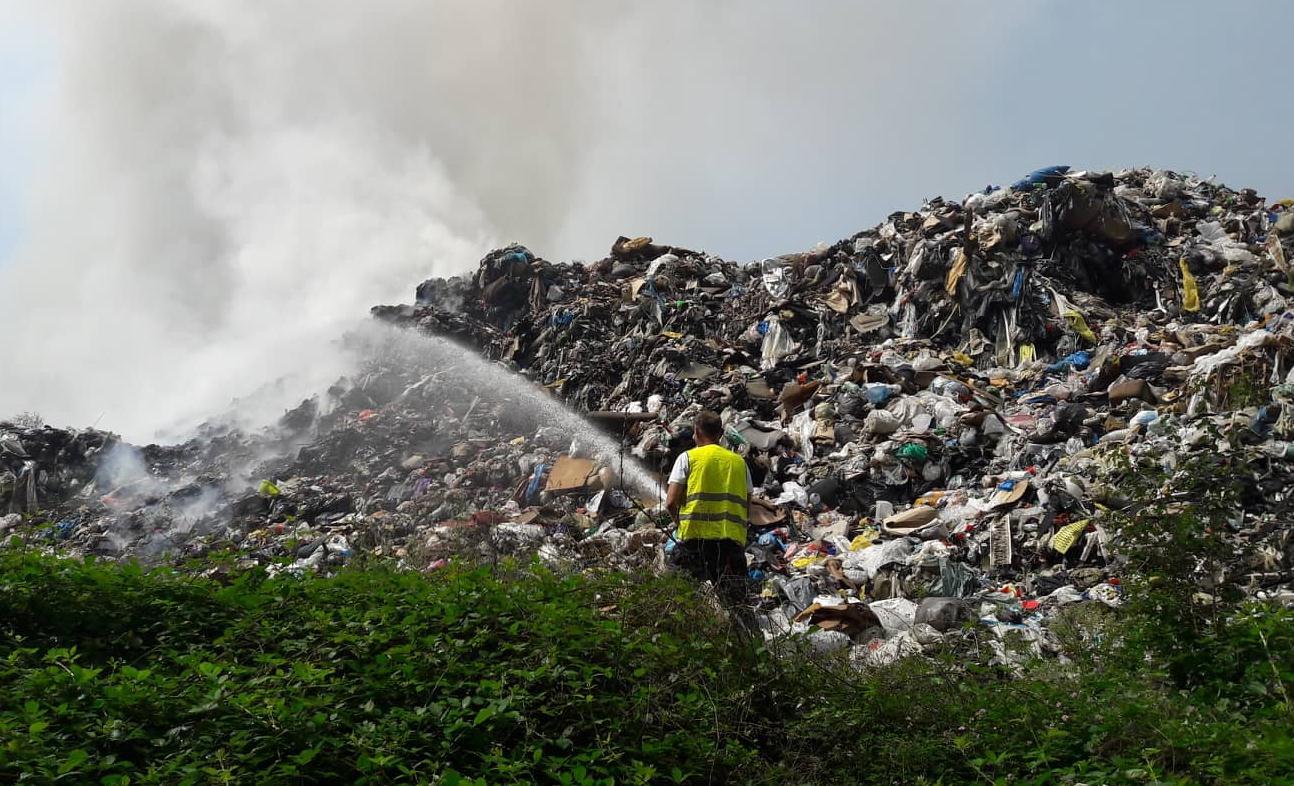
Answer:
[
  {"left": 1, "top": 547, "right": 1291, "bottom": 785},
  {"left": 0, "top": 555, "right": 771, "bottom": 784}
]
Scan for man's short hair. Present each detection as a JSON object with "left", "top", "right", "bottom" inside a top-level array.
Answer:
[{"left": 694, "top": 410, "right": 724, "bottom": 440}]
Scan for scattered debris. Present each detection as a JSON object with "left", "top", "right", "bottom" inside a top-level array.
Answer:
[{"left": 6, "top": 166, "right": 1294, "bottom": 664}]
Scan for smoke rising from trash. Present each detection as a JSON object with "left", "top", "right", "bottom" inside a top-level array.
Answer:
[
  {"left": 94, "top": 443, "right": 162, "bottom": 499},
  {"left": 4, "top": 1, "right": 1292, "bottom": 441},
  {"left": 0, "top": 0, "right": 602, "bottom": 438},
  {"left": 0, "top": 0, "right": 1050, "bottom": 440}
]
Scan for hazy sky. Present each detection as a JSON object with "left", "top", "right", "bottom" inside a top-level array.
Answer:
[
  {"left": 0, "top": 1, "right": 1291, "bottom": 438},
  {"left": 0, "top": 16, "right": 50, "bottom": 259}
]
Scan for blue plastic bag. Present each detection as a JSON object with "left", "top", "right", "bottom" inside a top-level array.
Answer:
[{"left": 1012, "top": 165, "right": 1070, "bottom": 190}]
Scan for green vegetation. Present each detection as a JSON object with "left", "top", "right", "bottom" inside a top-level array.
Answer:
[
  {"left": 0, "top": 547, "right": 1290, "bottom": 785},
  {"left": 1, "top": 445, "right": 1291, "bottom": 785},
  {"left": 1220, "top": 366, "right": 1271, "bottom": 410}
]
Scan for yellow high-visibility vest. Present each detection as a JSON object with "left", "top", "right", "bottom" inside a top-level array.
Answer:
[{"left": 678, "top": 444, "right": 748, "bottom": 544}]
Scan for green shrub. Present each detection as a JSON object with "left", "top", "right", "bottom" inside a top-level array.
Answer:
[
  {"left": 0, "top": 553, "right": 771, "bottom": 784},
  {"left": 1, "top": 546, "right": 1291, "bottom": 785}
]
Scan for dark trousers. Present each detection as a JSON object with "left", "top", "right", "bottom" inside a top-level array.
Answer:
[{"left": 674, "top": 538, "right": 748, "bottom": 605}]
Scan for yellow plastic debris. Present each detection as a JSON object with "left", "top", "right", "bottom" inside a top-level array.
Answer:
[
  {"left": 1063, "top": 310, "right": 1097, "bottom": 343},
  {"left": 915, "top": 490, "right": 946, "bottom": 507},
  {"left": 848, "top": 533, "right": 873, "bottom": 551},
  {"left": 1050, "top": 519, "right": 1089, "bottom": 554},
  {"left": 1178, "top": 257, "right": 1200, "bottom": 312},
  {"left": 945, "top": 248, "right": 969, "bottom": 297}
]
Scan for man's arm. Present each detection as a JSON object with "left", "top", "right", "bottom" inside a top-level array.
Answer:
[
  {"left": 666, "top": 482, "right": 685, "bottom": 526},
  {"left": 665, "top": 452, "right": 689, "bottom": 527},
  {"left": 745, "top": 465, "right": 754, "bottom": 526}
]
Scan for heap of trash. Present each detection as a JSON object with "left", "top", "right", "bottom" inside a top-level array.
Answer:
[{"left": 6, "top": 166, "right": 1294, "bottom": 665}]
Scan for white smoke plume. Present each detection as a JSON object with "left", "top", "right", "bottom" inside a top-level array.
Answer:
[
  {"left": 0, "top": 1, "right": 1052, "bottom": 439},
  {"left": 0, "top": 0, "right": 618, "bottom": 438}
]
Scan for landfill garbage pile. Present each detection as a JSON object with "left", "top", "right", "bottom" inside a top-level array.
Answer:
[
  {"left": 377, "top": 166, "right": 1294, "bottom": 662},
  {"left": 6, "top": 165, "right": 1294, "bottom": 666},
  {"left": 2, "top": 323, "right": 671, "bottom": 578}
]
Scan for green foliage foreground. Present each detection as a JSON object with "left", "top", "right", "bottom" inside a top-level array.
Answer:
[{"left": 1, "top": 551, "right": 1292, "bottom": 786}]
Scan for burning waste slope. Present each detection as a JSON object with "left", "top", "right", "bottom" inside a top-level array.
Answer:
[
  {"left": 2, "top": 322, "right": 665, "bottom": 574},
  {"left": 5, "top": 165, "right": 1294, "bottom": 665}
]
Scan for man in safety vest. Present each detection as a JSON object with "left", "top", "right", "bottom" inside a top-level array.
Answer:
[{"left": 666, "top": 410, "right": 752, "bottom": 604}]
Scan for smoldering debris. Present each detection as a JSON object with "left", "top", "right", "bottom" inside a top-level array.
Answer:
[{"left": 6, "top": 166, "right": 1294, "bottom": 666}]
